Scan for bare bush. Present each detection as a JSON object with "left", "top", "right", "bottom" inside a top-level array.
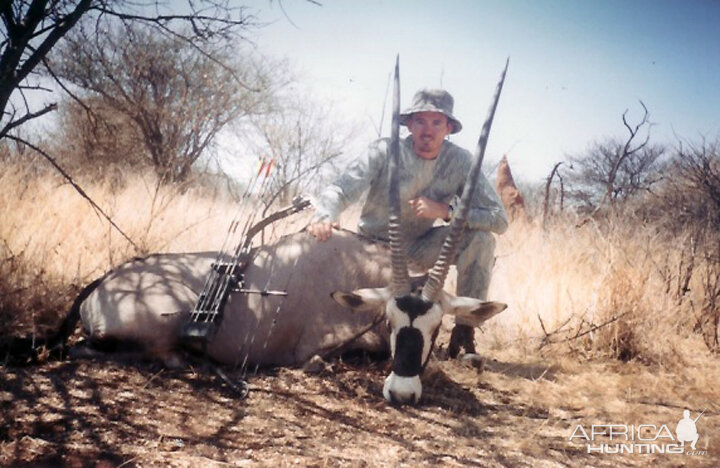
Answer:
[
  {"left": 51, "top": 22, "right": 281, "bottom": 183},
  {"left": 246, "top": 94, "right": 354, "bottom": 212},
  {"left": 52, "top": 97, "right": 146, "bottom": 182},
  {"left": 656, "top": 138, "right": 720, "bottom": 234},
  {"left": 566, "top": 102, "right": 665, "bottom": 213},
  {"left": 694, "top": 242, "right": 720, "bottom": 352},
  {"left": 639, "top": 138, "right": 720, "bottom": 352}
]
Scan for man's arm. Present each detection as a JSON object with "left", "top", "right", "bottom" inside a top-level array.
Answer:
[
  {"left": 407, "top": 197, "right": 452, "bottom": 221},
  {"left": 309, "top": 139, "right": 388, "bottom": 240},
  {"left": 408, "top": 162, "right": 507, "bottom": 232},
  {"left": 463, "top": 171, "right": 508, "bottom": 234},
  {"left": 307, "top": 219, "right": 338, "bottom": 241}
]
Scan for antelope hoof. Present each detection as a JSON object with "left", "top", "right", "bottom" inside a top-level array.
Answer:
[
  {"left": 161, "top": 352, "right": 187, "bottom": 370},
  {"left": 302, "top": 354, "right": 330, "bottom": 374}
]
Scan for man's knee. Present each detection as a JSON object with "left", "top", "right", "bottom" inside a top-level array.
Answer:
[
  {"left": 407, "top": 227, "right": 495, "bottom": 273},
  {"left": 459, "top": 229, "right": 496, "bottom": 261},
  {"left": 455, "top": 230, "right": 496, "bottom": 299}
]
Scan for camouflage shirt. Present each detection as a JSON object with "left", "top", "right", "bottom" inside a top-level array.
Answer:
[{"left": 313, "top": 136, "right": 508, "bottom": 240}]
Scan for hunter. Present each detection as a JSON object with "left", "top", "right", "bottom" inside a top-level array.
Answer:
[{"left": 309, "top": 88, "right": 508, "bottom": 357}]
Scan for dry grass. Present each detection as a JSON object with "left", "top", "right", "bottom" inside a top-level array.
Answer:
[
  {"left": 485, "top": 216, "right": 714, "bottom": 367},
  {"left": 2, "top": 352, "right": 718, "bottom": 467},
  {"left": 1, "top": 162, "right": 719, "bottom": 466},
  {"left": 0, "top": 161, "right": 716, "bottom": 361},
  {"left": 0, "top": 163, "right": 279, "bottom": 336},
  {"left": 0, "top": 163, "right": 238, "bottom": 277}
]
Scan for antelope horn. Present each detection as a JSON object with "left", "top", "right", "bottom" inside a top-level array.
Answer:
[
  {"left": 422, "top": 58, "right": 510, "bottom": 302},
  {"left": 388, "top": 55, "right": 410, "bottom": 295}
]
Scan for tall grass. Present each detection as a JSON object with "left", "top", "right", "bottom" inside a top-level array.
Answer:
[
  {"left": 1, "top": 161, "right": 716, "bottom": 367},
  {"left": 486, "top": 214, "right": 714, "bottom": 366},
  {"left": 0, "top": 163, "right": 240, "bottom": 336}
]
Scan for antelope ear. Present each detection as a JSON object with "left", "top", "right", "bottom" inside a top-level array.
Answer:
[
  {"left": 442, "top": 295, "right": 507, "bottom": 326},
  {"left": 331, "top": 287, "right": 392, "bottom": 312}
]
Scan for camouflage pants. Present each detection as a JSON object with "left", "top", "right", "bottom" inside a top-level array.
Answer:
[{"left": 406, "top": 226, "right": 496, "bottom": 326}]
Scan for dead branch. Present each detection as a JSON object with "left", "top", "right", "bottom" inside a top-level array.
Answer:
[
  {"left": 542, "top": 161, "right": 564, "bottom": 229},
  {"left": 677, "top": 236, "right": 696, "bottom": 303},
  {"left": 537, "top": 313, "right": 575, "bottom": 349},
  {"left": 538, "top": 311, "right": 630, "bottom": 350},
  {"left": 4, "top": 135, "right": 139, "bottom": 252},
  {"left": 602, "top": 100, "right": 652, "bottom": 207},
  {"left": 634, "top": 400, "right": 716, "bottom": 414},
  {"left": 0, "top": 103, "right": 57, "bottom": 139}
]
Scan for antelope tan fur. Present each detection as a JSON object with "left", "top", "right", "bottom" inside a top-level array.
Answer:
[{"left": 65, "top": 230, "right": 393, "bottom": 367}]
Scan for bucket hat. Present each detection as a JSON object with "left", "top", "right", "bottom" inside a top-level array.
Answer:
[{"left": 399, "top": 88, "right": 462, "bottom": 134}]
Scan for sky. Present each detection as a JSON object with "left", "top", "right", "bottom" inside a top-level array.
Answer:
[{"left": 238, "top": 0, "right": 720, "bottom": 182}]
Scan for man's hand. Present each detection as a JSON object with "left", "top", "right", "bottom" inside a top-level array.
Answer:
[
  {"left": 308, "top": 220, "right": 339, "bottom": 241},
  {"left": 408, "top": 196, "right": 450, "bottom": 220}
]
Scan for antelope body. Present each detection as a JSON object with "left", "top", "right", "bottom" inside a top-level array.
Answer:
[{"left": 77, "top": 230, "right": 392, "bottom": 367}]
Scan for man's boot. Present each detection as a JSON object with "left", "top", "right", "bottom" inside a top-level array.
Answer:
[{"left": 448, "top": 324, "right": 476, "bottom": 358}]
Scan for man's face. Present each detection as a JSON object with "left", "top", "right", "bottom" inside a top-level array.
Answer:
[{"left": 407, "top": 111, "right": 453, "bottom": 160}]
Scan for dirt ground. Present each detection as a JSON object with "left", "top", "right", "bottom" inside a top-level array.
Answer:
[{"left": 2, "top": 339, "right": 718, "bottom": 468}]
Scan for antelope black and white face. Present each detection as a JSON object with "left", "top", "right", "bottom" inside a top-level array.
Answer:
[
  {"left": 384, "top": 288, "right": 440, "bottom": 404},
  {"left": 332, "top": 285, "right": 506, "bottom": 405}
]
